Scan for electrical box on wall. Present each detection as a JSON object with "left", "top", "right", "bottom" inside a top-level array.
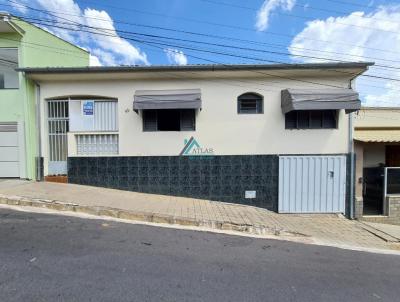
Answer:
[{"left": 245, "top": 190, "right": 256, "bottom": 199}]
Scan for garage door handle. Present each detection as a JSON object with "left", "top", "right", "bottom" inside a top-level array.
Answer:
[{"left": 329, "top": 171, "right": 334, "bottom": 177}]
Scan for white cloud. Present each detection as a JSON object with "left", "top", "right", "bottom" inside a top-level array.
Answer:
[
  {"left": 255, "top": 0, "right": 296, "bottom": 31},
  {"left": 10, "top": 0, "right": 149, "bottom": 66},
  {"left": 35, "top": 0, "right": 82, "bottom": 42},
  {"left": 91, "top": 48, "right": 118, "bottom": 66},
  {"left": 83, "top": 8, "right": 148, "bottom": 65},
  {"left": 289, "top": 6, "right": 400, "bottom": 107},
  {"left": 164, "top": 48, "right": 188, "bottom": 65}
]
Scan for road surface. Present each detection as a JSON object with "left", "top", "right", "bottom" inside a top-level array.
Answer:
[{"left": 0, "top": 209, "right": 399, "bottom": 301}]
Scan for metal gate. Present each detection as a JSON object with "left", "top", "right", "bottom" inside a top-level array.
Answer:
[
  {"left": 278, "top": 156, "right": 346, "bottom": 213},
  {"left": 47, "top": 100, "right": 69, "bottom": 175}
]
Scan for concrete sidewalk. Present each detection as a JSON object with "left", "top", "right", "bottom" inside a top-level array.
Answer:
[{"left": 0, "top": 180, "right": 400, "bottom": 253}]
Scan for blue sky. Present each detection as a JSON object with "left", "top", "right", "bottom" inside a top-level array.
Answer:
[{"left": 2, "top": 0, "right": 400, "bottom": 106}]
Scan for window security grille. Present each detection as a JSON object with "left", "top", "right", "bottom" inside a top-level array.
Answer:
[
  {"left": 143, "top": 110, "right": 158, "bottom": 131},
  {"left": 285, "top": 110, "right": 337, "bottom": 129},
  {"left": 76, "top": 134, "right": 118, "bottom": 155},
  {"left": 237, "top": 93, "right": 263, "bottom": 114},
  {"left": 180, "top": 109, "right": 196, "bottom": 131},
  {"left": 94, "top": 101, "right": 118, "bottom": 131},
  {"left": 143, "top": 109, "right": 195, "bottom": 131},
  {"left": 48, "top": 100, "right": 69, "bottom": 163}
]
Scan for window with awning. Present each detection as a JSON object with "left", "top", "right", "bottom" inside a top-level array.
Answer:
[
  {"left": 133, "top": 89, "right": 201, "bottom": 111},
  {"left": 281, "top": 88, "right": 361, "bottom": 114},
  {"left": 134, "top": 89, "right": 200, "bottom": 132}
]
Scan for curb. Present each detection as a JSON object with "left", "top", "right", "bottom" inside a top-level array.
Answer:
[
  {"left": 359, "top": 222, "right": 400, "bottom": 243},
  {"left": 0, "top": 194, "right": 304, "bottom": 238}
]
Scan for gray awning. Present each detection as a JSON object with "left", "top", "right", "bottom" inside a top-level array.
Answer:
[
  {"left": 281, "top": 88, "right": 361, "bottom": 114},
  {"left": 133, "top": 89, "right": 201, "bottom": 111}
]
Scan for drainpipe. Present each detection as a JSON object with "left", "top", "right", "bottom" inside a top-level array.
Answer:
[
  {"left": 35, "top": 83, "right": 43, "bottom": 181},
  {"left": 348, "top": 109, "right": 355, "bottom": 219},
  {"left": 348, "top": 71, "right": 363, "bottom": 219}
]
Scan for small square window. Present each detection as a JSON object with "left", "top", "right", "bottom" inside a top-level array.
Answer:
[
  {"left": 0, "top": 48, "right": 19, "bottom": 89},
  {"left": 238, "top": 93, "right": 263, "bottom": 114}
]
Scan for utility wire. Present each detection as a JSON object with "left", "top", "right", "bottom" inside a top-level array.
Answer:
[
  {"left": 5, "top": 0, "right": 400, "bottom": 56},
  {"left": 21, "top": 16, "right": 400, "bottom": 85},
  {"left": 6, "top": 29, "right": 388, "bottom": 96},
  {"left": 1, "top": 14, "right": 398, "bottom": 104},
  {"left": 17, "top": 14, "right": 400, "bottom": 73},
  {"left": 7, "top": 0, "right": 400, "bottom": 64},
  {"left": 8, "top": 2, "right": 400, "bottom": 91},
  {"left": 26, "top": 19, "right": 368, "bottom": 88},
  {"left": 8, "top": 18, "right": 400, "bottom": 105},
  {"left": 73, "top": 1, "right": 400, "bottom": 63},
  {"left": 201, "top": 0, "right": 400, "bottom": 27},
  {"left": 15, "top": 20, "right": 347, "bottom": 89},
  {"left": 15, "top": 13, "right": 400, "bottom": 69},
  {"left": 325, "top": 0, "right": 385, "bottom": 10},
  {"left": 0, "top": 36, "right": 91, "bottom": 59}
]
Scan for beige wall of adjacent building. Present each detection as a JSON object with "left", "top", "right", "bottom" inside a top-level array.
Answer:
[
  {"left": 37, "top": 75, "right": 352, "bottom": 175},
  {"left": 354, "top": 108, "right": 400, "bottom": 128}
]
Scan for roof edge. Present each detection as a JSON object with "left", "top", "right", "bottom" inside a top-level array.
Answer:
[{"left": 17, "top": 62, "right": 374, "bottom": 74}]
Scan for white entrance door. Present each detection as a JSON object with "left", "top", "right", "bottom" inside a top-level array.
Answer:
[
  {"left": 278, "top": 155, "right": 346, "bottom": 213},
  {"left": 0, "top": 122, "right": 19, "bottom": 178}
]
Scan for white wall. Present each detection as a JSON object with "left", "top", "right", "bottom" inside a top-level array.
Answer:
[{"left": 39, "top": 75, "right": 351, "bottom": 175}]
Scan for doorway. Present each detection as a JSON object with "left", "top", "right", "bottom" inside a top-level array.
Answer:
[
  {"left": 47, "top": 100, "right": 69, "bottom": 175},
  {"left": 363, "top": 167, "right": 384, "bottom": 215}
]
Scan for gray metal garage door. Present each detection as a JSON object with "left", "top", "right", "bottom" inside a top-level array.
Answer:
[
  {"left": 0, "top": 122, "right": 19, "bottom": 178},
  {"left": 278, "top": 155, "right": 346, "bottom": 213}
]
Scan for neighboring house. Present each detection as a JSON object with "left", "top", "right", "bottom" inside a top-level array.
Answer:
[
  {"left": 354, "top": 108, "right": 400, "bottom": 224},
  {"left": 19, "top": 62, "right": 371, "bottom": 214},
  {"left": 0, "top": 12, "right": 89, "bottom": 179}
]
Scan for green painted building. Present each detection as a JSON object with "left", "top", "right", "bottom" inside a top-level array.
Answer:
[{"left": 0, "top": 13, "right": 89, "bottom": 179}]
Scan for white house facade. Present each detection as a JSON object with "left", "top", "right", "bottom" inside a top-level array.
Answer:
[{"left": 20, "top": 63, "right": 372, "bottom": 214}]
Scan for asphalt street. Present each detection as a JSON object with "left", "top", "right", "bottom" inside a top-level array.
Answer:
[{"left": 0, "top": 208, "right": 399, "bottom": 302}]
